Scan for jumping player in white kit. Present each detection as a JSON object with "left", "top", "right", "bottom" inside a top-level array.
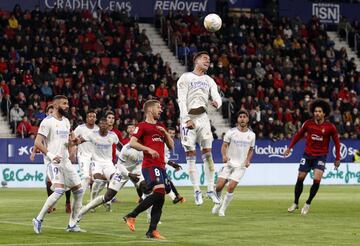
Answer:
[
  {"left": 212, "top": 110, "right": 256, "bottom": 216},
  {"left": 177, "top": 51, "right": 222, "bottom": 205},
  {"left": 32, "top": 95, "right": 84, "bottom": 233},
  {"left": 73, "top": 110, "right": 99, "bottom": 194}
]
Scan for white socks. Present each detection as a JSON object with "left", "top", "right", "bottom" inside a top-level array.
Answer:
[
  {"left": 202, "top": 152, "right": 215, "bottom": 192},
  {"left": 79, "top": 195, "right": 104, "bottom": 219},
  {"left": 81, "top": 178, "right": 90, "bottom": 193},
  {"left": 91, "top": 179, "right": 107, "bottom": 201},
  {"left": 36, "top": 188, "right": 64, "bottom": 221},
  {"left": 187, "top": 156, "right": 200, "bottom": 192},
  {"left": 68, "top": 188, "right": 84, "bottom": 227},
  {"left": 220, "top": 192, "right": 234, "bottom": 213}
]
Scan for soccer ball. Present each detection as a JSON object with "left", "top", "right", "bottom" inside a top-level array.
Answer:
[{"left": 204, "top": 13, "right": 222, "bottom": 32}]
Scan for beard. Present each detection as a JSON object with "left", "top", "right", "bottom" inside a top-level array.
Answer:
[{"left": 58, "top": 107, "right": 69, "bottom": 118}]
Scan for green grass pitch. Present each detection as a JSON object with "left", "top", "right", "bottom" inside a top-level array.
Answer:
[{"left": 0, "top": 186, "right": 359, "bottom": 246}]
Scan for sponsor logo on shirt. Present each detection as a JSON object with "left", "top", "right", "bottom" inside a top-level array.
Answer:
[
  {"left": 189, "top": 81, "right": 209, "bottom": 89},
  {"left": 311, "top": 134, "right": 323, "bottom": 141},
  {"left": 152, "top": 134, "right": 164, "bottom": 142}
]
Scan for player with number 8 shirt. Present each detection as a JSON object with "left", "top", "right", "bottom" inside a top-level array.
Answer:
[{"left": 123, "top": 99, "right": 174, "bottom": 240}]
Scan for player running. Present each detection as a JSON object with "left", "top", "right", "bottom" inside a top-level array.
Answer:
[
  {"left": 73, "top": 110, "right": 99, "bottom": 194},
  {"left": 177, "top": 51, "right": 222, "bottom": 205},
  {"left": 285, "top": 99, "right": 341, "bottom": 215},
  {"left": 32, "top": 95, "right": 84, "bottom": 233},
  {"left": 74, "top": 118, "right": 139, "bottom": 222},
  {"left": 81, "top": 117, "right": 123, "bottom": 212},
  {"left": 212, "top": 110, "right": 255, "bottom": 216},
  {"left": 123, "top": 99, "right": 174, "bottom": 240}
]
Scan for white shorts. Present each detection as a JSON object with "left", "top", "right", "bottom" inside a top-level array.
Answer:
[
  {"left": 47, "top": 158, "right": 81, "bottom": 189},
  {"left": 92, "top": 161, "right": 116, "bottom": 181},
  {"left": 78, "top": 155, "right": 92, "bottom": 179},
  {"left": 109, "top": 165, "right": 144, "bottom": 191},
  {"left": 180, "top": 112, "right": 213, "bottom": 151},
  {"left": 218, "top": 165, "right": 246, "bottom": 183}
]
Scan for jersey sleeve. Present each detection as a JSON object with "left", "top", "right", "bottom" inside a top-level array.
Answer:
[
  {"left": 223, "top": 129, "right": 232, "bottom": 143},
  {"left": 132, "top": 123, "right": 144, "bottom": 140},
  {"left": 113, "top": 134, "right": 119, "bottom": 145},
  {"left": 250, "top": 133, "right": 256, "bottom": 148},
  {"left": 38, "top": 118, "right": 50, "bottom": 138},
  {"left": 73, "top": 126, "right": 81, "bottom": 137},
  {"left": 177, "top": 74, "right": 190, "bottom": 123},
  {"left": 209, "top": 77, "right": 222, "bottom": 109},
  {"left": 288, "top": 120, "right": 309, "bottom": 149},
  {"left": 331, "top": 124, "right": 341, "bottom": 161}
]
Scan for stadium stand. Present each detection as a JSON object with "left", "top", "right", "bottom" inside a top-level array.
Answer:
[{"left": 0, "top": 5, "right": 359, "bottom": 140}]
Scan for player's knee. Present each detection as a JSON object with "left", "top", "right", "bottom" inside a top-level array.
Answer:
[
  {"left": 93, "top": 173, "right": 103, "bottom": 180},
  {"left": 140, "top": 181, "right": 151, "bottom": 194},
  {"left": 201, "top": 148, "right": 212, "bottom": 154},
  {"left": 313, "top": 179, "right": 321, "bottom": 184},
  {"left": 54, "top": 188, "right": 65, "bottom": 195},
  {"left": 103, "top": 189, "right": 117, "bottom": 203},
  {"left": 186, "top": 151, "right": 196, "bottom": 157}
]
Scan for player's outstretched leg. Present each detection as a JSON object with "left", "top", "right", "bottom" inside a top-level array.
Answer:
[
  {"left": 90, "top": 178, "right": 107, "bottom": 211},
  {"left": 288, "top": 172, "right": 307, "bottom": 213},
  {"left": 33, "top": 187, "right": 65, "bottom": 234},
  {"left": 78, "top": 188, "right": 117, "bottom": 223}
]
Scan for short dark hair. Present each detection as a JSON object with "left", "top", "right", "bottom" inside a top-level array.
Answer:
[
  {"left": 193, "top": 51, "right": 209, "bottom": 62},
  {"left": 46, "top": 104, "right": 54, "bottom": 113},
  {"left": 105, "top": 111, "right": 115, "bottom": 117},
  {"left": 310, "top": 99, "right": 331, "bottom": 117},
  {"left": 86, "top": 110, "right": 96, "bottom": 116},
  {"left": 53, "top": 95, "right": 67, "bottom": 101},
  {"left": 143, "top": 99, "right": 160, "bottom": 113},
  {"left": 99, "top": 117, "right": 107, "bottom": 123},
  {"left": 238, "top": 109, "right": 249, "bottom": 118}
]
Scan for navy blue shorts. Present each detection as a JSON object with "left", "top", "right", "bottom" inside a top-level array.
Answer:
[
  {"left": 298, "top": 154, "right": 327, "bottom": 172},
  {"left": 142, "top": 167, "right": 171, "bottom": 193}
]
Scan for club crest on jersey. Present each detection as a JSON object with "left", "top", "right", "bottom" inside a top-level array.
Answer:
[
  {"left": 152, "top": 134, "right": 163, "bottom": 142},
  {"left": 322, "top": 128, "right": 325, "bottom": 133},
  {"left": 311, "top": 134, "right": 323, "bottom": 141}
]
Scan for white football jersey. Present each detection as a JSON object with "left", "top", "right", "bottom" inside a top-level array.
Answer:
[
  {"left": 223, "top": 127, "right": 256, "bottom": 168},
  {"left": 74, "top": 124, "right": 99, "bottom": 158},
  {"left": 38, "top": 115, "right": 71, "bottom": 163},
  {"left": 118, "top": 143, "right": 143, "bottom": 170},
  {"left": 86, "top": 131, "right": 119, "bottom": 163},
  {"left": 177, "top": 72, "right": 222, "bottom": 123}
]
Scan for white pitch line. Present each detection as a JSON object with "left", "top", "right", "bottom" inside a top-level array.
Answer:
[{"left": 0, "top": 221, "right": 173, "bottom": 244}]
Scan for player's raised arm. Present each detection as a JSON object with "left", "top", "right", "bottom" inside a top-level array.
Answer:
[
  {"left": 177, "top": 74, "right": 190, "bottom": 124},
  {"left": 209, "top": 78, "right": 222, "bottom": 109}
]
